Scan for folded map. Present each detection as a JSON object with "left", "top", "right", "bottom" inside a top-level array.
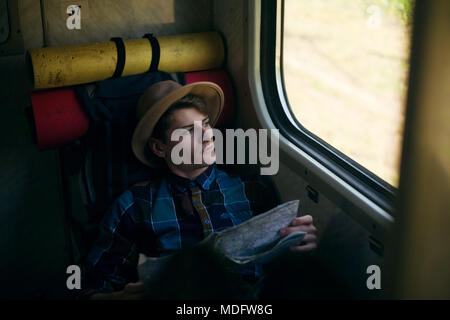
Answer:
[
  {"left": 137, "top": 200, "right": 304, "bottom": 298},
  {"left": 212, "top": 199, "right": 305, "bottom": 265}
]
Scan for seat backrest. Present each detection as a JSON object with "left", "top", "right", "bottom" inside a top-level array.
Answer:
[{"left": 64, "top": 71, "right": 183, "bottom": 264}]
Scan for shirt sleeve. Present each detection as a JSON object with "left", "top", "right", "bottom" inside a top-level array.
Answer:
[
  {"left": 244, "top": 175, "right": 280, "bottom": 217},
  {"left": 78, "top": 189, "right": 139, "bottom": 299}
]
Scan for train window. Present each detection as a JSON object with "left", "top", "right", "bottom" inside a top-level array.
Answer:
[
  {"left": 282, "top": 0, "right": 414, "bottom": 187},
  {"left": 255, "top": 0, "right": 416, "bottom": 217}
]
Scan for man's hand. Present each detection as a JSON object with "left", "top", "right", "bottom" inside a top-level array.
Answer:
[
  {"left": 90, "top": 282, "right": 147, "bottom": 300},
  {"left": 279, "top": 215, "right": 317, "bottom": 252}
]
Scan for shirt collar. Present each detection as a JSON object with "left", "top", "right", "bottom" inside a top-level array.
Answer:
[{"left": 167, "top": 164, "right": 216, "bottom": 192}]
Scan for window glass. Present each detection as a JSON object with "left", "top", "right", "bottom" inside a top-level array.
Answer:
[{"left": 283, "top": 0, "right": 414, "bottom": 187}]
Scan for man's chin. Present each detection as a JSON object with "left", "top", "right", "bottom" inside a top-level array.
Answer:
[
  {"left": 193, "top": 160, "right": 216, "bottom": 169},
  {"left": 175, "top": 160, "right": 216, "bottom": 171},
  {"left": 168, "top": 152, "right": 216, "bottom": 170},
  {"left": 192, "top": 152, "right": 216, "bottom": 168}
]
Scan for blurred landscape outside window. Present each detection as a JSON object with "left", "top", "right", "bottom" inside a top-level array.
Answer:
[{"left": 283, "top": 0, "right": 414, "bottom": 187}]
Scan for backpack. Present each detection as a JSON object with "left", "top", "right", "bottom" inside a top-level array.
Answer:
[{"left": 63, "top": 71, "right": 185, "bottom": 264}]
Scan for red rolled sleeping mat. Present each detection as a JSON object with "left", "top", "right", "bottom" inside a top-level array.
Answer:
[
  {"left": 185, "top": 69, "right": 235, "bottom": 129},
  {"left": 28, "top": 69, "right": 234, "bottom": 150},
  {"left": 29, "top": 87, "right": 90, "bottom": 150}
]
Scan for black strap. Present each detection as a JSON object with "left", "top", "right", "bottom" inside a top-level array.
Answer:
[
  {"left": 110, "top": 37, "right": 126, "bottom": 78},
  {"left": 143, "top": 33, "right": 160, "bottom": 72}
]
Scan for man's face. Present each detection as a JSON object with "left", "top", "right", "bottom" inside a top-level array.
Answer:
[{"left": 151, "top": 107, "right": 216, "bottom": 171}]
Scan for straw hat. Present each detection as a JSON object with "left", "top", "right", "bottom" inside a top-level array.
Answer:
[{"left": 132, "top": 80, "right": 224, "bottom": 167}]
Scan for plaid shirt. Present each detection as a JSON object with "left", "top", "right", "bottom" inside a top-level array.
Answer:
[{"left": 80, "top": 164, "right": 279, "bottom": 297}]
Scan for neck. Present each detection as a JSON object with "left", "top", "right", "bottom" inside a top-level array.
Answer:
[{"left": 167, "top": 164, "right": 210, "bottom": 180}]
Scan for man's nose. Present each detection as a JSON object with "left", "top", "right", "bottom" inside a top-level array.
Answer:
[
  {"left": 193, "top": 122, "right": 205, "bottom": 142},
  {"left": 202, "top": 126, "right": 213, "bottom": 142}
]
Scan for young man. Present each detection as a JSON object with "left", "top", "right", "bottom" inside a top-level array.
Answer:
[{"left": 80, "top": 80, "right": 317, "bottom": 300}]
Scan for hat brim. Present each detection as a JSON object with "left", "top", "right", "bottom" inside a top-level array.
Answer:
[{"left": 132, "top": 81, "right": 224, "bottom": 167}]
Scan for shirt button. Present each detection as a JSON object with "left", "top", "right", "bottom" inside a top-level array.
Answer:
[{"left": 204, "top": 219, "right": 210, "bottom": 225}]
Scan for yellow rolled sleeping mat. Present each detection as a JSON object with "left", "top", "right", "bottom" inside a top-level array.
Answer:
[{"left": 28, "top": 32, "right": 225, "bottom": 90}]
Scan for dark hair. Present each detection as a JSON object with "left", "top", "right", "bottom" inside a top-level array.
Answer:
[{"left": 151, "top": 94, "right": 207, "bottom": 142}]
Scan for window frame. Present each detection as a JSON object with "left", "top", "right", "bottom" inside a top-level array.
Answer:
[{"left": 247, "top": 0, "right": 396, "bottom": 241}]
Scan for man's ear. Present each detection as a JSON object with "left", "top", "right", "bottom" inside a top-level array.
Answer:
[{"left": 149, "top": 137, "right": 166, "bottom": 158}]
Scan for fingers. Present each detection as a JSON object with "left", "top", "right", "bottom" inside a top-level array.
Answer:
[
  {"left": 280, "top": 215, "right": 316, "bottom": 235},
  {"left": 280, "top": 224, "right": 316, "bottom": 235},
  {"left": 302, "top": 233, "right": 317, "bottom": 243},
  {"left": 124, "top": 282, "right": 146, "bottom": 294},
  {"left": 290, "top": 233, "right": 317, "bottom": 252},
  {"left": 290, "top": 215, "right": 313, "bottom": 226},
  {"left": 290, "top": 242, "right": 317, "bottom": 252},
  {"left": 121, "top": 282, "right": 148, "bottom": 300},
  {"left": 279, "top": 214, "right": 318, "bottom": 253}
]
